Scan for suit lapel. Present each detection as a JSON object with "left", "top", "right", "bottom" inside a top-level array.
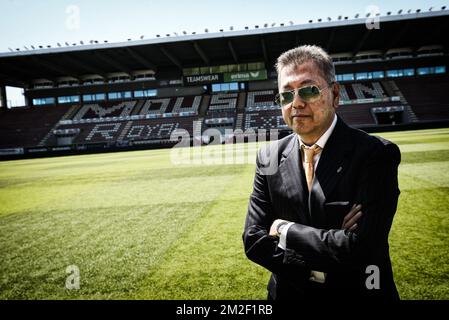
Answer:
[
  {"left": 279, "top": 135, "right": 310, "bottom": 224},
  {"left": 315, "top": 117, "right": 354, "bottom": 199}
]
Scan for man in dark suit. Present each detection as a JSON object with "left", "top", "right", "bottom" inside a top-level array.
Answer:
[{"left": 243, "top": 45, "right": 401, "bottom": 300}]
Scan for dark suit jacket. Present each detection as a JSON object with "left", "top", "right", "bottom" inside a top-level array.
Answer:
[{"left": 243, "top": 116, "right": 401, "bottom": 300}]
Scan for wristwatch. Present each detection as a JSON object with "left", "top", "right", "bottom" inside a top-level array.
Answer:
[{"left": 275, "top": 221, "right": 289, "bottom": 238}]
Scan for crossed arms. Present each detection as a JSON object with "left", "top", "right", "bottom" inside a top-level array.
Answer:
[{"left": 243, "top": 142, "right": 401, "bottom": 275}]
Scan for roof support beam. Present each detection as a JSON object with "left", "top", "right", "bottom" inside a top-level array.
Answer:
[
  {"left": 159, "top": 46, "right": 182, "bottom": 69},
  {"left": 227, "top": 40, "right": 239, "bottom": 63},
  {"left": 30, "top": 56, "right": 81, "bottom": 81},
  {"left": 62, "top": 54, "right": 107, "bottom": 79},
  {"left": 295, "top": 33, "right": 301, "bottom": 46},
  {"left": 125, "top": 48, "right": 157, "bottom": 71},
  {"left": 352, "top": 29, "right": 372, "bottom": 56},
  {"left": 260, "top": 38, "right": 269, "bottom": 65},
  {"left": 0, "top": 62, "right": 47, "bottom": 82},
  {"left": 326, "top": 28, "right": 336, "bottom": 52},
  {"left": 93, "top": 51, "right": 132, "bottom": 77},
  {"left": 382, "top": 22, "right": 411, "bottom": 56},
  {"left": 193, "top": 41, "right": 210, "bottom": 65},
  {"left": 418, "top": 18, "right": 449, "bottom": 54},
  {"left": 0, "top": 72, "right": 28, "bottom": 87},
  {"left": 0, "top": 85, "right": 7, "bottom": 109}
]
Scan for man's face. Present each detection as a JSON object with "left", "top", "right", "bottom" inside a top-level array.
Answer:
[{"left": 278, "top": 61, "right": 339, "bottom": 142}]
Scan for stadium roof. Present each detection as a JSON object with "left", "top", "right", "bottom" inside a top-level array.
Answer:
[{"left": 0, "top": 9, "right": 448, "bottom": 86}]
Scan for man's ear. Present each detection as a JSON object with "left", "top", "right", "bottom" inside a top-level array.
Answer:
[{"left": 332, "top": 82, "right": 340, "bottom": 109}]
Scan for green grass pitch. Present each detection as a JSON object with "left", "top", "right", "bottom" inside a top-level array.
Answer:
[{"left": 0, "top": 127, "right": 448, "bottom": 299}]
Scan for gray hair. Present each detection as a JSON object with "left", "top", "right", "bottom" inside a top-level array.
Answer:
[{"left": 275, "top": 45, "right": 336, "bottom": 85}]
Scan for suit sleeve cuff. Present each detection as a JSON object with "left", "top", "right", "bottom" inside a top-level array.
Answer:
[{"left": 278, "top": 222, "right": 294, "bottom": 250}]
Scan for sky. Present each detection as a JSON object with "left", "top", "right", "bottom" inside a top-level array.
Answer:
[{"left": 0, "top": 0, "right": 447, "bottom": 53}]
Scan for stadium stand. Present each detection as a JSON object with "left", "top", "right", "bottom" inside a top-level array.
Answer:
[
  {"left": 242, "top": 90, "right": 286, "bottom": 130},
  {"left": 394, "top": 75, "right": 449, "bottom": 120},
  {"left": 53, "top": 115, "right": 198, "bottom": 144},
  {"left": 336, "top": 81, "right": 403, "bottom": 125},
  {"left": 246, "top": 90, "right": 277, "bottom": 110},
  {"left": 70, "top": 96, "right": 202, "bottom": 120},
  {"left": 208, "top": 93, "right": 238, "bottom": 111},
  {"left": 0, "top": 105, "right": 70, "bottom": 148},
  {"left": 243, "top": 108, "right": 287, "bottom": 131},
  {"left": 0, "top": 9, "right": 448, "bottom": 158}
]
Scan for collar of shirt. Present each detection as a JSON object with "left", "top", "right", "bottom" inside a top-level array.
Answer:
[{"left": 297, "top": 114, "right": 337, "bottom": 150}]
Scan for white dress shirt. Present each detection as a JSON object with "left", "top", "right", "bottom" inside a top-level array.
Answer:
[
  {"left": 278, "top": 114, "right": 338, "bottom": 283},
  {"left": 278, "top": 114, "right": 337, "bottom": 249}
]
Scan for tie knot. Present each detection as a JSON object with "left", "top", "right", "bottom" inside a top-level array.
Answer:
[{"left": 302, "top": 144, "right": 322, "bottom": 163}]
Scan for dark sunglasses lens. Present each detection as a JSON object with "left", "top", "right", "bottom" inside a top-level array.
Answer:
[
  {"left": 299, "top": 86, "right": 320, "bottom": 101},
  {"left": 279, "top": 91, "right": 294, "bottom": 106}
]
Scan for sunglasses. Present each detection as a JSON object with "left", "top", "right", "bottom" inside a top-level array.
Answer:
[{"left": 275, "top": 83, "right": 333, "bottom": 107}]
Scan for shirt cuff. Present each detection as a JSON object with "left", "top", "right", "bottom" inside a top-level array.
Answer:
[{"left": 278, "top": 222, "right": 294, "bottom": 250}]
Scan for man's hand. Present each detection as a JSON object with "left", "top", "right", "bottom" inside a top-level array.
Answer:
[
  {"left": 269, "top": 219, "right": 289, "bottom": 237},
  {"left": 342, "top": 204, "right": 362, "bottom": 231}
]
